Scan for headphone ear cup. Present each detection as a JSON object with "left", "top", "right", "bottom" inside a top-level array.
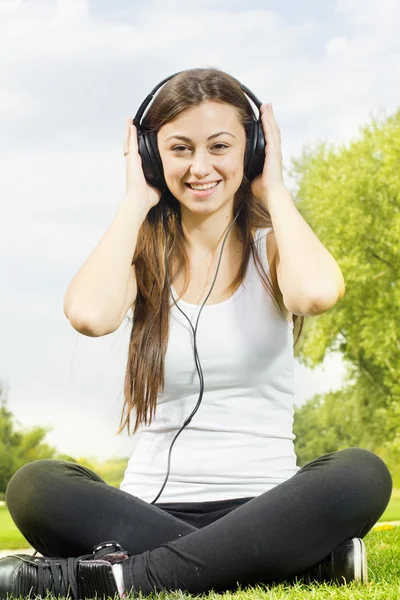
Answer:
[
  {"left": 244, "top": 120, "right": 266, "bottom": 182},
  {"left": 137, "top": 128, "right": 167, "bottom": 191},
  {"left": 243, "top": 122, "right": 253, "bottom": 181},
  {"left": 146, "top": 130, "right": 167, "bottom": 189}
]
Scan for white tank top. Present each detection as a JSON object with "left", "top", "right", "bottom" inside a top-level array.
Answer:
[{"left": 120, "top": 228, "right": 300, "bottom": 503}]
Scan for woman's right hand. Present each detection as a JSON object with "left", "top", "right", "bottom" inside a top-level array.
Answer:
[{"left": 123, "top": 117, "right": 163, "bottom": 212}]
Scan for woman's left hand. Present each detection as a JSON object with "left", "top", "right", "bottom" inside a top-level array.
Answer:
[{"left": 250, "top": 103, "right": 285, "bottom": 207}]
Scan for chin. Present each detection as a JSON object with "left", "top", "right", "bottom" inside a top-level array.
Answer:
[
  {"left": 182, "top": 202, "right": 216, "bottom": 215},
  {"left": 190, "top": 206, "right": 219, "bottom": 215}
]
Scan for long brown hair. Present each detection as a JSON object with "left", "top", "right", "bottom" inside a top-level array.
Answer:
[{"left": 118, "top": 67, "right": 304, "bottom": 436}]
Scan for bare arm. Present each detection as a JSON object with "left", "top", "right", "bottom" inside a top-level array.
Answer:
[
  {"left": 63, "top": 194, "right": 148, "bottom": 336},
  {"left": 64, "top": 118, "right": 162, "bottom": 337}
]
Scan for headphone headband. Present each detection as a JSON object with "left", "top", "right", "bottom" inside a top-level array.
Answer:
[{"left": 133, "top": 70, "right": 263, "bottom": 127}]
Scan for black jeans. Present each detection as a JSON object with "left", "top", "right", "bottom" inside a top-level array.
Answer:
[{"left": 5, "top": 448, "right": 392, "bottom": 595}]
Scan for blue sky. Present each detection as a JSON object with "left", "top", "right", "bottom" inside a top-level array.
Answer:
[{"left": 0, "top": 0, "right": 398, "bottom": 460}]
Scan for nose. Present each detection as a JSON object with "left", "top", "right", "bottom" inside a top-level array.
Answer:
[{"left": 189, "top": 149, "right": 212, "bottom": 179}]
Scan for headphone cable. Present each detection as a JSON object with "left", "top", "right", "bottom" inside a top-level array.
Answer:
[{"left": 150, "top": 202, "right": 241, "bottom": 504}]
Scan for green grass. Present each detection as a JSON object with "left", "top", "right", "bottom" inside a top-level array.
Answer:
[
  {"left": 2, "top": 493, "right": 400, "bottom": 599},
  {"left": 0, "top": 506, "right": 30, "bottom": 549},
  {"left": 3, "top": 528, "right": 400, "bottom": 599},
  {"left": 380, "top": 490, "right": 400, "bottom": 522}
]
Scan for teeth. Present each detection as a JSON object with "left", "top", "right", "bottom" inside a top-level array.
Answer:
[{"left": 189, "top": 181, "right": 219, "bottom": 190}]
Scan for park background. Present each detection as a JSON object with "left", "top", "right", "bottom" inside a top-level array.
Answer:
[{"left": 0, "top": 0, "right": 399, "bottom": 549}]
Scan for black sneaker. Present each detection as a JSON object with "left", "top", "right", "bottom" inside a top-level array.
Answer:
[
  {"left": 299, "top": 537, "right": 368, "bottom": 585},
  {"left": 0, "top": 540, "right": 129, "bottom": 600}
]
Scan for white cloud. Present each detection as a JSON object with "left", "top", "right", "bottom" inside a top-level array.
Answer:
[
  {"left": 0, "top": 0, "right": 23, "bottom": 14},
  {"left": 335, "top": 0, "right": 399, "bottom": 27},
  {"left": 324, "top": 37, "right": 348, "bottom": 55}
]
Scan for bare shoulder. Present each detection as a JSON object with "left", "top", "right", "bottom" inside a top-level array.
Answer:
[{"left": 262, "top": 229, "right": 293, "bottom": 325}]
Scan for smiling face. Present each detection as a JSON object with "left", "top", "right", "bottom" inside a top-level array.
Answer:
[{"left": 157, "top": 100, "right": 247, "bottom": 218}]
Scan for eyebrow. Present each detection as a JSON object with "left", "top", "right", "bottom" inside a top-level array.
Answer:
[{"left": 165, "top": 131, "right": 236, "bottom": 142}]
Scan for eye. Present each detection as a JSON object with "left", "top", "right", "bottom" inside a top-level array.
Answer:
[{"left": 171, "top": 144, "right": 229, "bottom": 152}]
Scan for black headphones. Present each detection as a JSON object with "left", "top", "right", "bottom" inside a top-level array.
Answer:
[{"left": 132, "top": 69, "right": 266, "bottom": 191}]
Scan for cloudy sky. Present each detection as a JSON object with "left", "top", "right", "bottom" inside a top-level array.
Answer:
[{"left": 0, "top": 0, "right": 398, "bottom": 461}]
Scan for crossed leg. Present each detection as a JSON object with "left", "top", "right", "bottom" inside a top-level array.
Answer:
[
  {"left": 121, "top": 448, "right": 392, "bottom": 595},
  {"left": 5, "top": 448, "right": 392, "bottom": 596}
]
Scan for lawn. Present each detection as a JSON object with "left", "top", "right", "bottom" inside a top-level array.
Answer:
[
  {"left": 3, "top": 528, "right": 400, "bottom": 599},
  {"left": 2, "top": 491, "right": 400, "bottom": 599},
  {"left": 380, "top": 489, "right": 400, "bottom": 521}
]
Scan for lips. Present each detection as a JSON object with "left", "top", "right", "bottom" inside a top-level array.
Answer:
[
  {"left": 185, "top": 180, "right": 222, "bottom": 186},
  {"left": 184, "top": 180, "right": 222, "bottom": 199}
]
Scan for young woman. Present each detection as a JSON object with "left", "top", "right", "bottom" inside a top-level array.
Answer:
[{"left": 3, "top": 68, "right": 392, "bottom": 599}]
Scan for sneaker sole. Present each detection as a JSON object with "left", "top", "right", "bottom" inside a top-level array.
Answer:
[{"left": 352, "top": 538, "right": 368, "bottom": 583}]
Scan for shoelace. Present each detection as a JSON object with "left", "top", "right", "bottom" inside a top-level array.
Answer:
[
  {"left": 24, "top": 556, "right": 80, "bottom": 599},
  {"left": 25, "top": 541, "right": 126, "bottom": 598}
]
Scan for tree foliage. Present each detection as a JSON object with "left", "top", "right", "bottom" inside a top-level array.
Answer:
[
  {"left": 0, "top": 383, "right": 128, "bottom": 495},
  {"left": 290, "top": 108, "right": 400, "bottom": 484},
  {"left": 0, "top": 384, "right": 57, "bottom": 495}
]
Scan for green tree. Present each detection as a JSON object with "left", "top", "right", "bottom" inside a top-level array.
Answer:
[
  {"left": 95, "top": 458, "right": 128, "bottom": 488},
  {"left": 0, "top": 383, "right": 57, "bottom": 495},
  {"left": 289, "top": 108, "right": 400, "bottom": 482},
  {"left": 0, "top": 383, "right": 128, "bottom": 494}
]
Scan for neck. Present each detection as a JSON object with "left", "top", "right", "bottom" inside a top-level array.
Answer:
[{"left": 180, "top": 206, "right": 240, "bottom": 260}]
